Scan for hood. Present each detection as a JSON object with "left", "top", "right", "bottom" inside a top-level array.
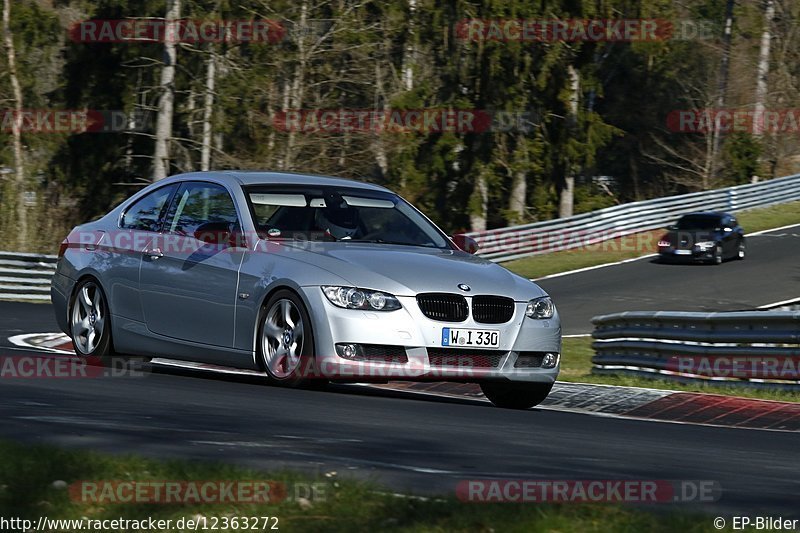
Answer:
[
  {"left": 665, "top": 229, "right": 720, "bottom": 248},
  {"left": 275, "top": 242, "right": 546, "bottom": 300}
]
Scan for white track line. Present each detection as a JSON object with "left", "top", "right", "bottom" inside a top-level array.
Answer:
[
  {"left": 534, "top": 254, "right": 657, "bottom": 281},
  {"left": 8, "top": 333, "right": 73, "bottom": 354},
  {"left": 757, "top": 297, "right": 800, "bottom": 309},
  {"left": 746, "top": 221, "right": 800, "bottom": 236}
]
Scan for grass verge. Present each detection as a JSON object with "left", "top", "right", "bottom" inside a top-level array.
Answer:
[
  {"left": 504, "top": 200, "right": 800, "bottom": 280},
  {"left": 0, "top": 439, "right": 721, "bottom": 532},
  {"left": 561, "top": 337, "right": 800, "bottom": 403}
]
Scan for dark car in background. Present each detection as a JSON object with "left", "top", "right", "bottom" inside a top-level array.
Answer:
[{"left": 657, "top": 212, "right": 746, "bottom": 265}]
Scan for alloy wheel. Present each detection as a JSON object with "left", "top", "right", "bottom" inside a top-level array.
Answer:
[
  {"left": 261, "top": 298, "right": 305, "bottom": 379},
  {"left": 71, "top": 282, "right": 106, "bottom": 354}
]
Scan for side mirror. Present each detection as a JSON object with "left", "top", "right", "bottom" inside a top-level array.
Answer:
[{"left": 452, "top": 234, "right": 479, "bottom": 254}]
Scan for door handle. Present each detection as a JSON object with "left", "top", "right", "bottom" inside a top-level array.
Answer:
[{"left": 147, "top": 248, "right": 163, "bottom": 260}]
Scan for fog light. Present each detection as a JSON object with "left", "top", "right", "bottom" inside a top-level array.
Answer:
[
  {"left": 336, "top": 343, "right": 361, "bottom": 360},
  {"left": 542, "top": 352, "right": 558, "bottom": 369}
]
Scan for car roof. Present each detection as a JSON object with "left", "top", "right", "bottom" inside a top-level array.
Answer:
[
  {"left": 680, "top": 211, "right": 729, "bottom": 218},
  {"left": 166, "top": 170, "right": 390, "bottom": 192}
]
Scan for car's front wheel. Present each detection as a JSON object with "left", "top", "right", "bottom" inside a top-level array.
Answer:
[
  {"left": 736, "top": 238, "right": 746, "bottom": 260},
  {"left": 69, "top": 278, "right": 112, "bottom": 364},
  {"left": 258, "top": 290, "right": 323, "bottom": 388},
  {"left": 712, "top": 244, "right": 723, "bottom": 265},
  {"left": 480, "top": 382, "right": 553, "bottom": 409}
]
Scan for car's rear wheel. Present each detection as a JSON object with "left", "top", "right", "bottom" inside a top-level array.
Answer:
[
  {"left": 69, "top": 279, "right": 112, "bottom": 364},
  {"left": 736, "top": 239, "right": 746, "bottom": 260},
  {"left": 259, "top": 290, "right": 323, "bottom": 388},
  {"left": 480, "top": 382, "right": 553, "bottom": 409}
]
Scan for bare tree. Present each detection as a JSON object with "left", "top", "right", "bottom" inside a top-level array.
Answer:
[
  {"left": 283, "top": 0, "right": 309, "bottom": 170},
  {"left": 507, "top": 139, "right": 528, "bottom": 225},
  {"left": 2, "top": 0, "right": 27, "bottom": 246},
  {"left": 200, "top": 48, "right": 216, "bottom": 171},
  {"left": 644, "top": 75, "right": 721, "bottom": 191},
  {"left": 469, "top": 164, "right": 489, "bottom": 232},
  {"left": 709, "top": 0, "right": 735, "bottom": 180},
  {"left": 558, "top": 65, "right": 580, "bottom": 218},
  {"left": 753, "top": 0, "right": 775, "bottom": 137},
  {"left": 152, "top": 0, "right": 181, "bottom": 181},
  {"left": 402, "top": 0, "right": 416, "bottom": 91}
]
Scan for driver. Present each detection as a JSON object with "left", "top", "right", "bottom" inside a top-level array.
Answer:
[{"left": 315, "top": 206, "right": 360, "bottom": 240}]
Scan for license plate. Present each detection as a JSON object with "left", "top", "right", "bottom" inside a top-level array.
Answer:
[
  {"left": 673, "top": 250, "right": 692, "bottom": 255},
  {"left": 442, "top": 328, "right": 500, "bottom": 348}
]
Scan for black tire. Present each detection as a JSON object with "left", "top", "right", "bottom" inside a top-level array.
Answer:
[
  {"left": 712, "top": 244, "right": 723, "bottom": 265},
  {"left": 68, "top": 278, "right": 113, "bottom": 366},
  {"left": 480, "top": 382, "right": 553, "bottom": 409},
  {"left": 257, "top": 289, "right": 325, "bottom": 389},
  {"left": 736, "top": 238, "right": 746, "bottom": 260}
]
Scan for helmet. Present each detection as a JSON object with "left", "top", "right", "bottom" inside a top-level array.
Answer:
[{"left": 316, "top": 206, "right": 359, "bottom": 240}]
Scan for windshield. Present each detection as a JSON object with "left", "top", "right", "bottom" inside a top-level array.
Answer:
[
  {"left": 244, "top": 185, "right": 451, "bottom": 249},
  {"left": 675, "top": 215, "right": 721, "bottom": 231}
]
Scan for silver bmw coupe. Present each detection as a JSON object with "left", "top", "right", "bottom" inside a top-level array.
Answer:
[{"left": 51, "top": 171, "right": 561, "bottom": 408}]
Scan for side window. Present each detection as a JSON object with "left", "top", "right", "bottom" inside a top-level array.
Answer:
[
  {"left": 164, "top": 182, "right": 241, "bottom": 242},
  {"left": 121, "top": 185, "right": 176, "bottom": 231}
]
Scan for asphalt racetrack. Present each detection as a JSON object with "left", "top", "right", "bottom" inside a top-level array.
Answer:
[
  {"left": 537, "top": 226, "right": 800, "bottom": 334},
  {"left": 1, "top": 298, "right": 798, "bottom": 517}
]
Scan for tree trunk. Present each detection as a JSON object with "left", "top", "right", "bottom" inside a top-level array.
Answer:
[
  {"left": 200, "top": 49, "right": 216, "bottom": 171},
  {"left": 371, "top": 60, "right": 389, "bottom": 177},
  {"left": 469, "top": 173, "right": 488, "bottom": 232},
  {"left": 709, "top": 0, "right": 734, "bottom": 183},
  {"left": 508, "top": 171, "right": 526, "bottom": 224},
  {"left": 558, "top": 177, "right": 575, "bottom": 219},
  {"left": 152, "top": 0, "right": 181, "bottom": 181},
  {"left": 284, "top": 1, "right": 308, "bottom": 170},
  {"left": 559, "top": 65, "right": 580, "bottom": 218},
  {"left": 2, "top": 0, "right": 27, "bottom": 247},
  {"left": 507, "top": 135, "right": 528, "bottom": 224},
  {"left": 402, "top": 0, "right": 416, "bottom": 91},
  {"left": 753, "top": 0, "right": 774, "bottom": 137}
]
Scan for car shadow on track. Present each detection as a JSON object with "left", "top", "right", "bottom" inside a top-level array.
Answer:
[
  {"left": 148, "top": 363, "right": 491, "bottom": 409},
  {"left": 648, "top": 257, "right": 713, "bottom": 266}
]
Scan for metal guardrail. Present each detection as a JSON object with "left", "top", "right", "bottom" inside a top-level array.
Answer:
[
  {"left": 0, "top": 251, "right": 56, "bottom": 302},
  {"left": 591, "top": 311, "right": 800, "bottom": 388},
  {"left": 466, "top": 173, "right": 800, "bottom": 262},
  {"left": 3, "top": 173, "right": 799, "bottom": 300}
]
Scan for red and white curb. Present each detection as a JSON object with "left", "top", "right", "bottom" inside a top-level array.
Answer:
[{"left": 7, "top": 332, "right": 800, "bottom": 433}]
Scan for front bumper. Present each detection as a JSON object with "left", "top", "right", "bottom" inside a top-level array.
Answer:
[
  {"left": 658, "top": 248, "right": 715, "bottom": 262},
  {"left": 300, "top": 287, "right": 561, "bottom": 383}
]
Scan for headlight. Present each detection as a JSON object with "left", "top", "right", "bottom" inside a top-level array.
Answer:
[
  {"left": 694, "top": 241, "right": 716, "bottom": 250},
  {"left": 322, "top": 286, "right": 402, "bottom": 311},
  {"left": 526, "top": 296, "right": 554, "bottom": 319}
]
